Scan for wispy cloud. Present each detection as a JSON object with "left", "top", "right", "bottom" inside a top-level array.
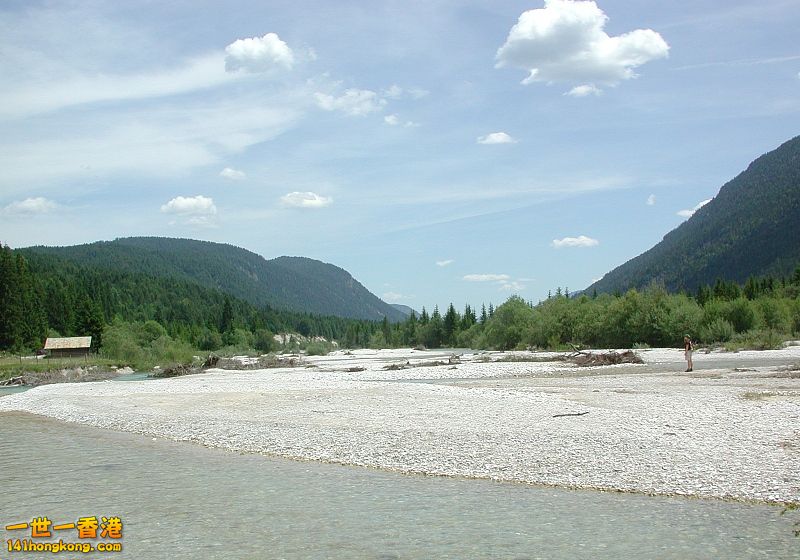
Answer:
[
  {"left": 382, "top": 85, "right": 429, "bottom": 99},
  {"left": 384, "top": 114, "right": 420, "bottom": 127},
  {"left": 436, "top": 259, "right": 454, "bottom": 267},
  {"left": 499, "top": 280, "right": 525, "bottom": 292},
  {"left": 677, "top": 198, "right": 711, "bottom": 218},
  {"left": 463, "top": 274, "right": 511, "bottom": 282},
  {"left": 552, "top": 235, "right": 599, "bottom": 248},
  {"left": 463, "top": 273, "right": 528, "bottom": 292},
  {"left": 383, "top": 291, "right": 414, "bottom": 303},
  {"left": 565, "top": 84, "right": 601, "bottom": 98},
  {"left": 315, "top": 89, "right": 386, "bottom": 116},
  {"left": 280, "top": 191, "right": 333, "bottom": 208},
  {"left": 220, "top": 167, "right": 246, "bottom": 180},
  {"left": 674, "top": 54, "right": 800, "bottom": 71},
  {"left": 477, "top": 132, "right": 517, "bottom": 145},
  {"left": 0, "top": 54, "right": 237, "bottom": 120},
  {"left": 0, "top": 96, "right": 302, "bottom": 195},
  {"left": 646, "top": 194, "right": 656, "bottom": 206}
]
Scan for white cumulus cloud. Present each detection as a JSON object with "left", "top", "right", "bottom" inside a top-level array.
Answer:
[
  {"left": 2, "top": 197, "right": 57, "bottom": 216},
  {"left": 496, "top": 0, "right": 669, "bottom": 93},
  {"left": 464, "top": 274, "right": 511, "bottom": 282},
  {"left": 219, "top": 167, "right": 246, "bottom": 180},
  {"left": 436, "top": 259, "right": 454, "bottom": 267},
  {"left": 315, "top": 89, "right": 386, "bottom": 116},
  {"left": 160, "top": 195, "right": 217, "bottom": 215},
  {"left": 646, "top": 194, "right": 656, "bottom": 206},
  {"left": 281, "top": 191, "right": 332, "bottom": 208},
  {"left": 552, "top": 235, "right": 599, "bottom": 248},
  {"left": 225, "top": 33, "right": 295, "bottom": 72},
  {"left": 677, "top": 198, "right": 711, "bottom": 218},
  {"left": 477, "top": 132, "right": 517, "bottom": 145}
]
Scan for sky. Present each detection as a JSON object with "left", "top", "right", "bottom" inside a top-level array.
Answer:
[{"left": 1, "top": 0, "right": 799, "bottom": 313}]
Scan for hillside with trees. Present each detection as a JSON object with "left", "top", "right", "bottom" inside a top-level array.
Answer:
[
  {"left": 20, "top": 237, "right": 405, "bottom": 322},
  {"left": 587, "top": 135, "right": 800, "bottom": 295},
  {"left": 0, "top": 243, "right": 383, "bottom": 357}
]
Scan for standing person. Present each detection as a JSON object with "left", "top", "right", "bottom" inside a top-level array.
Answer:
[{"left": 684, "top": 335, "right": 693, "bottom": 372}]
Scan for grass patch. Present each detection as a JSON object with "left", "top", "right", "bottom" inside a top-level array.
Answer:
[{"left": 0, "top": 355, "right": 121, "bottom": 381}]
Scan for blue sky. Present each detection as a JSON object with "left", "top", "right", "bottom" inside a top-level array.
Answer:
[{"left": 1, "top": 0, "right": 799, "bottom": 312}]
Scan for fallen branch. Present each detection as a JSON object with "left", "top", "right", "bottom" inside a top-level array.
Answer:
[
  {"left": 552, "top": 411, "right": 589, "bottom": 418},
  {"left": 567, "top": 350, "right": 643, "bottom": 367}
]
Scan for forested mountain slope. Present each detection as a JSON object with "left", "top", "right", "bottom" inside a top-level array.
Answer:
[
  {"left": 587, "top": 135, "right": 800, "bottom": 294},
  {"left": 21, "top": 237, "right": 405, "bottom": 322}
]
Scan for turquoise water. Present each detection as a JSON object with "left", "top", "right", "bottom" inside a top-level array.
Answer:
[
  {"left": 0, "top": 412, "right": 797, "bottom": 559},
  {"left": 0, "top": 371, "right": 151, "bottom": 397}
]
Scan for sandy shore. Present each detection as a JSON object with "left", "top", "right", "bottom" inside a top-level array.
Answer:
[{"left": 1, "top": 347, "right": 798, "bottom": 503}]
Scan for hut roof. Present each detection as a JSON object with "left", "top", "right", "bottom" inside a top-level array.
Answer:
[{"left": 44, "top": 337, "right": 92, "bottom": 350}]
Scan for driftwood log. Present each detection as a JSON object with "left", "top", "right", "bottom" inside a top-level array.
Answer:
[{"left": 566, "top": 348, "right": 643, "bottom": 367}]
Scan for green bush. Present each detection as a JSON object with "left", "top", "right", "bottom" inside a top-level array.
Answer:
[
  {"left": 724, "top": 329, "right": 785, "bottom": 351},
  {"left": 253, "top": 329, "right": 276, "bottom": 353},
  {"left": 700, "top": 318, "right": 734, "bottom": 343},
  {"left": 724, "top": 298, "right": 757, "bottom": 333},
  {"left": 756, "top": 298, "right": 790, "bottom": 332},
  {"left": 483, "top": 296, "right": 535, "bottom": 350},
  {"left": 305, "top": 341, "right": 335, "bottom": 356}
]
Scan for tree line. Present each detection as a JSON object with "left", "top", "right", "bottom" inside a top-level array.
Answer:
[
  {"left": 363, "top": 269, "right": 800, "bottom": 351},
  {"left": 2, "top": 243, "right": 799, "bottom": 360}
]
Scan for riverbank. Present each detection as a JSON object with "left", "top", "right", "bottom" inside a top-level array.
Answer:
[{"left": 1, "top": 347, "right": 798, "bottom": 503}]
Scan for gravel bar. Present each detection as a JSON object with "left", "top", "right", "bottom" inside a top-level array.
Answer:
[{"left": 2, "top": 347, "right": 799, "bottom": 504}]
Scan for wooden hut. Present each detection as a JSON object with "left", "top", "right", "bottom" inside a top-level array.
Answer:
[{"left": 44, "top": 337, "right": 92, "bottom": 359}]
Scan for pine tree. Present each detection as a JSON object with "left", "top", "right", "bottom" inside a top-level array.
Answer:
[
  {"left": 220, "top": 298, "right": 234, "bottom": 333},
  {"left": 74, "top": 295, "right": 104, "bottom": 351},
  {"left": 443, "top": 303, "right": 458, "bottom": 346},
  {"left": 380, "top": 316, "right": 391, "bottom": 344},
  {"left": 419, "top": 307, "right": 429, "bottom": 325},
  {"left": 0, "top": 245, "right": 21, "bottom": 349}
]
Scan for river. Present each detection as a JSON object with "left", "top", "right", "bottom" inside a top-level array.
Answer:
[{"left": 0, "top": 412, "right": 796, "bottom": 559}]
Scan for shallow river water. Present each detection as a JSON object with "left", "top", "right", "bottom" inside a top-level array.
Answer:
[{"left": 0, "top": 412, "right": 797, "bottom": 559}]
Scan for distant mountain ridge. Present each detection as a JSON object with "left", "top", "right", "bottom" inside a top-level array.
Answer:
[
  {"left": 390, "top": 304, "right": 418, "bottom": 317},
  {"left": 21, "top": 237, "right": 405, "bottom": 322},
  {"left": 587, "top": 135, "right": 800, "bottom": 294}
]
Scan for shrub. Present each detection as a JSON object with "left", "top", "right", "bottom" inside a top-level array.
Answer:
[
  {"left": 700, "top": 318, "right": 734, "bottom": 343},
  {"left": 253, "top": 329, "right": 275, "bottom": 353},
  {"left": 724, "top": 298, "right": 757, "bottom": 333},
  {"left": 305, "top": 341, "right": 334, "bottom": 356},
  {"left": 724, "top": 329, "right": 785, "bottom": 351}
]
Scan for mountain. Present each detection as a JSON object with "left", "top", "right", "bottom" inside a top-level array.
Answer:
[
  {"left": 587, "top": 135, "right": 800, "bottom": 294},
  {"left": 20, "top": 237, "right": 406, "bottom": 322},
  {"left": 390, "top": 304, "right": 418, "bottom": 317}
]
